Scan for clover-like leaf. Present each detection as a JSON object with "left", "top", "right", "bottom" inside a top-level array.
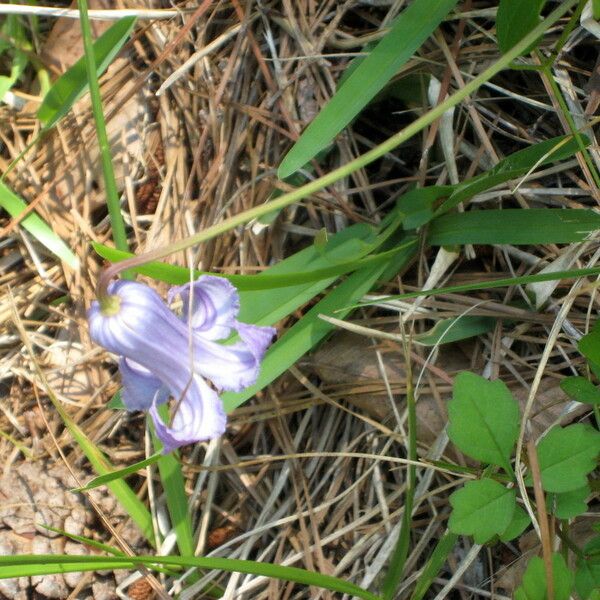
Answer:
[
  {"left": 579, "top": 321, "right": 600, "bottom": 366},
  {"left": 576, "top": 556, "right": 600, "bottom": 600},
  {"left": 515, "top": 553, "right": 573, "bottom": 600},
  {"left": 499, "top": 504, "right": 530, "bottom": 542},
  {"left": 548, "top": 485, "right": 590, "bottom": 520},
  {"left": 448, "top": 478, "right": 516, "bottom": 544},
  {"left": 536, "top": 425, "right": 600, "bottom": 493},
  {"left": 560, "top": 376, "right": 600, "bottom": 405},
  {"left": 448, "top": 372, "right": 520, "bottom": 472}
]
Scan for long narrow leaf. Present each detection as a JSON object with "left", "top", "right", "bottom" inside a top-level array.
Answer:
[
  {"left": 428, "top": 209, "right": 600, "bottom": 246},
  {"left": 278, "top": 0, "right": 459, "bottom": 178},
  {"left": 38, "top": 17, "right": 136, "bottom": 128},
  {"left": 0, "top": 181, "right": 78, "bottom": 268},
  {"left": 222, "top": 236, "right": 417, "bottom": 411},
  {"left": 0, "top": 555, "right": 380, "bottom": 600}
]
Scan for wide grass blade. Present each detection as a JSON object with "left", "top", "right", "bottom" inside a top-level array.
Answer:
[
  {"left": 222, "top": 236, "right": 417, "bottom": 411},
  {"left": 37, "top": 17, "right": 136, "bottom": 129},
  {"left": 428, "top": 209, "right": 600, "bottom": 246},
  {"left": 497, "top": 0, "right": 547, "bottom": 54},
  {"left": 0, "top": 181, "right": 78, "bottom": 268},
  {"left": 277, "top": 0, "right": 459, "bottom": 178},
  {"left": 0, "top": 555, "right": 380, "bottom": 600}
]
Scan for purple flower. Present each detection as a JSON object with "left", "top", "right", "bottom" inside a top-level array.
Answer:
[{"left": 88, "top": 276, "right": 275, "bottom": 453}]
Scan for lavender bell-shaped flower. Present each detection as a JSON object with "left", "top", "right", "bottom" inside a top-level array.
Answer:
[{"left": 88, "top": 276, "right": 275, "bottom": 453}]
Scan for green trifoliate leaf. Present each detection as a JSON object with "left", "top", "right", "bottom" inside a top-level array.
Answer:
[
  {"left": 515, "top": 553, "right": 573, "bottom": 600},
  {"left": 547, "top": 485, "right": 590, "bottom": 520},
  {"left": 499, "top": 504, "right": 530, "bottom": 542},
  {"left": 560, "top": 376, "right": 600, "bottom": 405},
  {"left": 536, "top": 425, "right": 600, "bottom": 493},
  {"left": 448, "top": 478, "right": 516, "bottom": 544},
  {"left": 579, "top": 321, "right": 600, "bottom": 366},
  {"left": 576, "top": 555, "right": 600, "bottom": 600},
  {"left": 448, "top": 372, "right": 520, "bottom": 472}
]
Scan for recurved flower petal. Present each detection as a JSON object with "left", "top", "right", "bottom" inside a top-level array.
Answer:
[
  {"left": 148, "top": 376, "right": 225, "bottom": 454},
  {"left": 169, "top": 275, "right": 240, "bottom": 340}
]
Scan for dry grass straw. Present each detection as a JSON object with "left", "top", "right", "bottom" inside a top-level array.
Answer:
[{"left": 0, "top": 1, "right": 599, "bottom": 598}]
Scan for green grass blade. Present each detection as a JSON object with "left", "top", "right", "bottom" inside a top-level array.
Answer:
[
  {"left": 353, "top": 265, "right": 600, "bottom": 308},
  {"left": 92, "top": 234, "right": 399, "bottom": 290},
  {"left": 76, "top": 1, "right": 129, "bottom": 252},
  {"left": 278, "top": 0, "right": 459, "bottom": 178},
  {"left": 428, "top": 209, "right": 600, "bottom": 246},
  {"left": 435, "top": 134, "right": 587, "bottom": 217},
  {"left": 37, "top": 17, "right": 136, "bottom": 129},
  {"left": 0, "top": 181, "right": 79, "bottom": 268},
  {"left": 151, "top": 416, "right": 195, "bottom": 557},
  {"left": 0, "top": 555, "right": 380, "bottom": 600},
  {"left": 409, "top": 532, "right": 458, "bottom": 600},
  {"left": 222, "top": 236, "right": 417, "bottom": 412},
  {"left": 75, "top": 453, "right": 161, "bottom": 491},
  {"left": 0, "top": 13, "right": 29, "bottom": 101}
]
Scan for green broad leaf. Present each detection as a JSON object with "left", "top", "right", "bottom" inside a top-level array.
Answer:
[
  {"left": 536, "top": 424, "right": 600, "bottom": 493},
  {"left": 448, "top": 478, "right": 516, "bottom": 544},
  {"left": 497, "top": 0, "right": 547, "bottom": 55},
  {"left": 576, "top": 557, "right": 600, "bottom": 600},
  {"left": 435, "top": 135, "right": 588, "bottom": 216},
  {"left": 38, "top": 17, "right": 136, "bottom": 129},
  {"left": 499, "top": 505, "right": 531, "bottom": 542},
  {"left": 515, "top": 553, "right": 573, "bottom": 600},
  {"left": 413, "top": 316, "right": 496, "bottom": 346},
  {"left": 548, "top": 485, "right": 590, "bottom": 520},
  {"left": 428, "top": 209, "right": 600, "bottom": 246},
  {"left": 579, "top": 321, "right": 600, "bottom": 366},
  {"left": 560, "top": 376, "right": 600, "bottom": 405},
  {"left": 409, "top": 531, "right": 458, "bottom": 600},
  {"left": 448, "top": 372, "right": 520, "bottom": 472},
  {"left": 0, "top": 181, "right": 78, "bottom": 268},
  {"left": 0, "top": 555, "right": 379, "bottom": 600},
  {"left": 222, "top": 235, "right": 417, "bottom": 411},
  {"left": 277, "top": 0, "right": 459, "bottom": 178}
]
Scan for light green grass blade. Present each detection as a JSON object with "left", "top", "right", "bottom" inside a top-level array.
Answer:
[
  {"left": 0, "top": 555, "right": 380, "bottom": 600},
  {"left": 0, "top": 13, "right": 29, "bottom": 101},
  {"left": 277, "top": 0, "right": 459, "bottom": 178},
  {"left": 428, "top": 209, "right": 600, "bottom": 246},
  {"left": 222, "top": 236, "right": 417, "bottom": 411},
  {"left": 0, "top": 181, "right": 78, "bottom": 268},
  {"left": 151, "top": 416, "right": 194, "bottom": 557},
  {"left": 75, "top": 453, "right": 161, "bottom": 491},
  {"left": 37, "top": 17, "right": 136, "bottom": 129},
  {"left": 92, "top": 231, "right": 396, "bottom": 290}
]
